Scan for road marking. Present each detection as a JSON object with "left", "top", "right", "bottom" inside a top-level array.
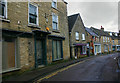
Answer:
[{"left": 34, "top": 60, "right": 86, "bottom": 83}]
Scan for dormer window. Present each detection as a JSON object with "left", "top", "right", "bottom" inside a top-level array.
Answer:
[{"left": 109, "top": 32, "right": 112, "bottom": 36}]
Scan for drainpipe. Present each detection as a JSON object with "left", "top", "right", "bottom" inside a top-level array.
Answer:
[{"left": 34, "top": 34, "right": 37, "bottom": 68}]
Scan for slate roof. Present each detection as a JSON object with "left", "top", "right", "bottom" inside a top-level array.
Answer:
[
  {"left": 85, "top": 27, "right": 98, "bottom": 37},
  {"left": 68, "top": 13, "right": 79, "bottom": 32},
  {"left": 90, "top": 27, "right": 110, "bottom": 37}
]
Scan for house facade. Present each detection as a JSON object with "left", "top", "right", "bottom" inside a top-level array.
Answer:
[
  {"left": 109, "top": 32, "right": 120, "bottom": 51},
  {"left": 68, "top": 13, "right": 87, "bottom": 59},
  {"left": 91, "top": 27, "right": 112, "bottom": 54},
  {"left": 85, "top": 27, "right": 101, "bottom": 55},
  {"left": 1, "top": 0, "right": 70, "bottom": 73}
]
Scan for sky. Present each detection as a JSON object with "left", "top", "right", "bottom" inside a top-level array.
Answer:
[{"left": 66, "top": 0, "right": 120, "bottom": 32}]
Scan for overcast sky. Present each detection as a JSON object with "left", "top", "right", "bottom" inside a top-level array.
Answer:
[{"left": 67, "top": 0, "right": 119, "bottom": 32}]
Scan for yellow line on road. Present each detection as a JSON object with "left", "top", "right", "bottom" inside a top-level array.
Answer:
[{"left": 35, "top": 60, "right": 86, "bottom": 83}]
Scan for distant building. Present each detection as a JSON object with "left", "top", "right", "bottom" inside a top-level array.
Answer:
[
  {"left": 68, "top": 13, "right": 87, "bottom": 59},
  {"left": 85, "top": 27, "right": 101, "bottom": 55}
]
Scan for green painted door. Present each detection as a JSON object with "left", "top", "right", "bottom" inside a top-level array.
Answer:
[{"left": 36, "top": 40, "right": 44, "bottom": 66}]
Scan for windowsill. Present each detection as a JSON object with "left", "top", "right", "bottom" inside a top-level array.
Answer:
[
  {"left": 51, "top": 6, "right": 58, "bottom": 11},
  {"left": 76, "top": 39, "right": 79, "bottom": 41},
  {"left": 0, "top": 18, "right": 10, "bottom": 23},
  {"left": 52, "top": 58, "right": 63, "bottom": 62},
  {"left": 28, "top": 23, "right": 40, "bottom": 28},
  {"left": 2, "top": 68, "right": 21, "bottom": 73},
  {"left": 52, "top": 30, "right": 60, "bottom": 33}
]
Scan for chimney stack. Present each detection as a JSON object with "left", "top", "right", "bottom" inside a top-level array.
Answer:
[{"left": 101, "top": 26, "right": 104, "bottom": 31}]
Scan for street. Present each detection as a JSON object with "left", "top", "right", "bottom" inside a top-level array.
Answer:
[{"left": 36, "top": 53, "right": 120, "bottom": 82}]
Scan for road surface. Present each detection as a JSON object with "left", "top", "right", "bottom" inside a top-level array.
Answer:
[{"left": 36, "top": 53, "right": 120, "bottom": 82}]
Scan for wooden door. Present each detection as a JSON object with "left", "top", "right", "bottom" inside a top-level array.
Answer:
[{"left": 36, "top": 40, "right": 43, "bottom": 66}]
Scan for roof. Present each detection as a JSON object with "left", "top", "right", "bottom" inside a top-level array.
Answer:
[
  {"left": 85, "top": 27, "right": 98, "bottom": 37},
  {"left": 90, "top": 27, "right": 110, "bottom": 37},
  {"left": 68, "top": 13, "right": 79, "bottom": 32},
  {"left": 111, "top": 32, "right": 120, "bottom": 40}
]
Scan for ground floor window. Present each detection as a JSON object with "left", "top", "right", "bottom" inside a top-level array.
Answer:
[
  {"left": 82, "top": 46, "right": 86, "bottom": 54},
  {"left": 112, "top": 46, "right": 116, "bottom": 51},
  {"left": 109, "top": 44, "right": 111, "bottom": 51},
  {"left": 2, "top": 37, "right": 18, "bottom": 72},
  {"left": 104, "top": 44, "right": 108, "bottom": 52},
  {"left": 52, "top": 40, "right": 62, "bottom": 61},
  {"left": 117, "top": 46, "right": 120, "bottom": 51}
]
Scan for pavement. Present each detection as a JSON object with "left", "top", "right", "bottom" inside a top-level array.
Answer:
[{"left": 2, "top": 52, "right": 120, "bottom": 83}]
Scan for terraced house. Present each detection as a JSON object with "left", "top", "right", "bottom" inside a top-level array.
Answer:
[
  {"left": 1, "top": 0, "right": 70, "bottom": 73},
  {"left": 68, "top": 13, "right": 87, "bottom": 59},
  {"left": 91, "top": 27, "right": 112, "bottom": 53},
  {"left": 85, "top": 27, "right": 101, "bottom": 55},
  {"left": 109, "top": 32, "right": 120, "bottom": 51}
]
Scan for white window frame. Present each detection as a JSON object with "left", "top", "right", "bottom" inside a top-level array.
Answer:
[
  {"left": 82, "top": 33, "right": 85, "bottom": 40},
  {"left": 75, "top": 32, "right": 79, "bottom": 40},
  {"left": 28, "top": 3, "right": 39, "bottom": 25},
  {"left": 0, "top": 0, "right": 7, "bottom": 18},
  {"left": 52, "top": 0, "right": 57, "bottom": 9},
  {"left": 52, "top": 13, "right": 58, "bottom": 30}
]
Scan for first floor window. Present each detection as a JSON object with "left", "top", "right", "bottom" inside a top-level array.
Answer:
[
  {"left": 52, "top": 0, "right": 57, "bottom": 9},
  {"left": 82, "top": 34, "right": 85, "bottom": 40},
  {"left": 75, "top": 32, "right": 79, "bottom": 40},
  {"left": 29, "top": 3, "right": 38, "bottom": 25},
  {"left": 53, "top": 40, "right": 62, "bottom": 60},
  {"left": 0, "top": 0, "right": 7, "bottom": 18},
  {"left": 52, "top": 13, "right": 58, "bottom": 30}
]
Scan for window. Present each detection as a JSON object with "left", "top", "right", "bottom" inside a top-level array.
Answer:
[
  {"left": 29, "top": 3, "right": 38, "bottom": 25},
  {"left": 53, "top": 40, "right": 62, "bottom": 60},
  {"left": 104, "top": 44, "right": 108, "bottom": 52},
  {"left": 103, "top": 36, "right": 105, "bottom": 42},
  {"left": 106, "top": 37, "right": 107, "bottom": 42},
  {"left": 108, "top": 37, "right": 110, "bottom": 42},
  {"left": 75, "top": 32, "right": 79, "bottom": 40},
  {"left": 113, "top": 40, "right": 114, "bottom": 45},
  {"left": 109, "top": 32, "right": 112, "bottom": 36},
  {"left": 52, "top": 0, "right": 57, "bottom": 9},
  {"left": 52, "top": 13, "right": 58, "bottom": 30},
  {"left": 109, "top": 44, "right": 111, "bottom": 51},
  {"left": 82, "top": 46, "right": 86, "bottom": 54},
  {"left": 82, "top": 34, "right": 85, "bottom": 40},
  {"left": 0, "top": 0, "right": 7, "bottom": 18}
]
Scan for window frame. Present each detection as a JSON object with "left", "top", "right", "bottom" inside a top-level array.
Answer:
[
  {"left": 52, "top": 0, "right": 57, "bottom": 9},
  {"left": 82, "top": 33, "right": 85, "bottom": 41},
  {"left": 52, "top": 13, "right": 58, "bottom": 30},
  {"left": 82, "top": 46, "right": 86, "bottom": 54},
  {"left": 0, "top": 0, "right": 7, "bottom": 18},
  {"left": 75, "top": 32, "right": 79, "bottom": 40},
  {"left": 52, "top": 40, "right": 63, "bottom": 61},
  {"left": 28, "top": 3, "right": 39, "bottom": 25}
]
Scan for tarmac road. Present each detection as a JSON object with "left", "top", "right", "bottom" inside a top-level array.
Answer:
[{"left": 37, "top": 53, "right": 120, "bottom": 82}]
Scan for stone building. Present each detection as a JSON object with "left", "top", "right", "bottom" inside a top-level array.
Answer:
[
  {"left": 85, "top": 27, "right": 101, "bottom": 55},
  {"left": 91, "top": 27, "right": 112, "bottom": 53},
  {"left": 1, "top": 0, "right": 70, "bottom": 73},
  {"left": 109, "top": 32, "right": 120, "bottom": 51},
  {"left": 68, "top": 13, "right": 87, "bottom": 59}
]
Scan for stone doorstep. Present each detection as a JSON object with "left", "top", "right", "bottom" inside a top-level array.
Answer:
[{"left": 3, "top": 55, "right": 97, "bottom": 82}]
